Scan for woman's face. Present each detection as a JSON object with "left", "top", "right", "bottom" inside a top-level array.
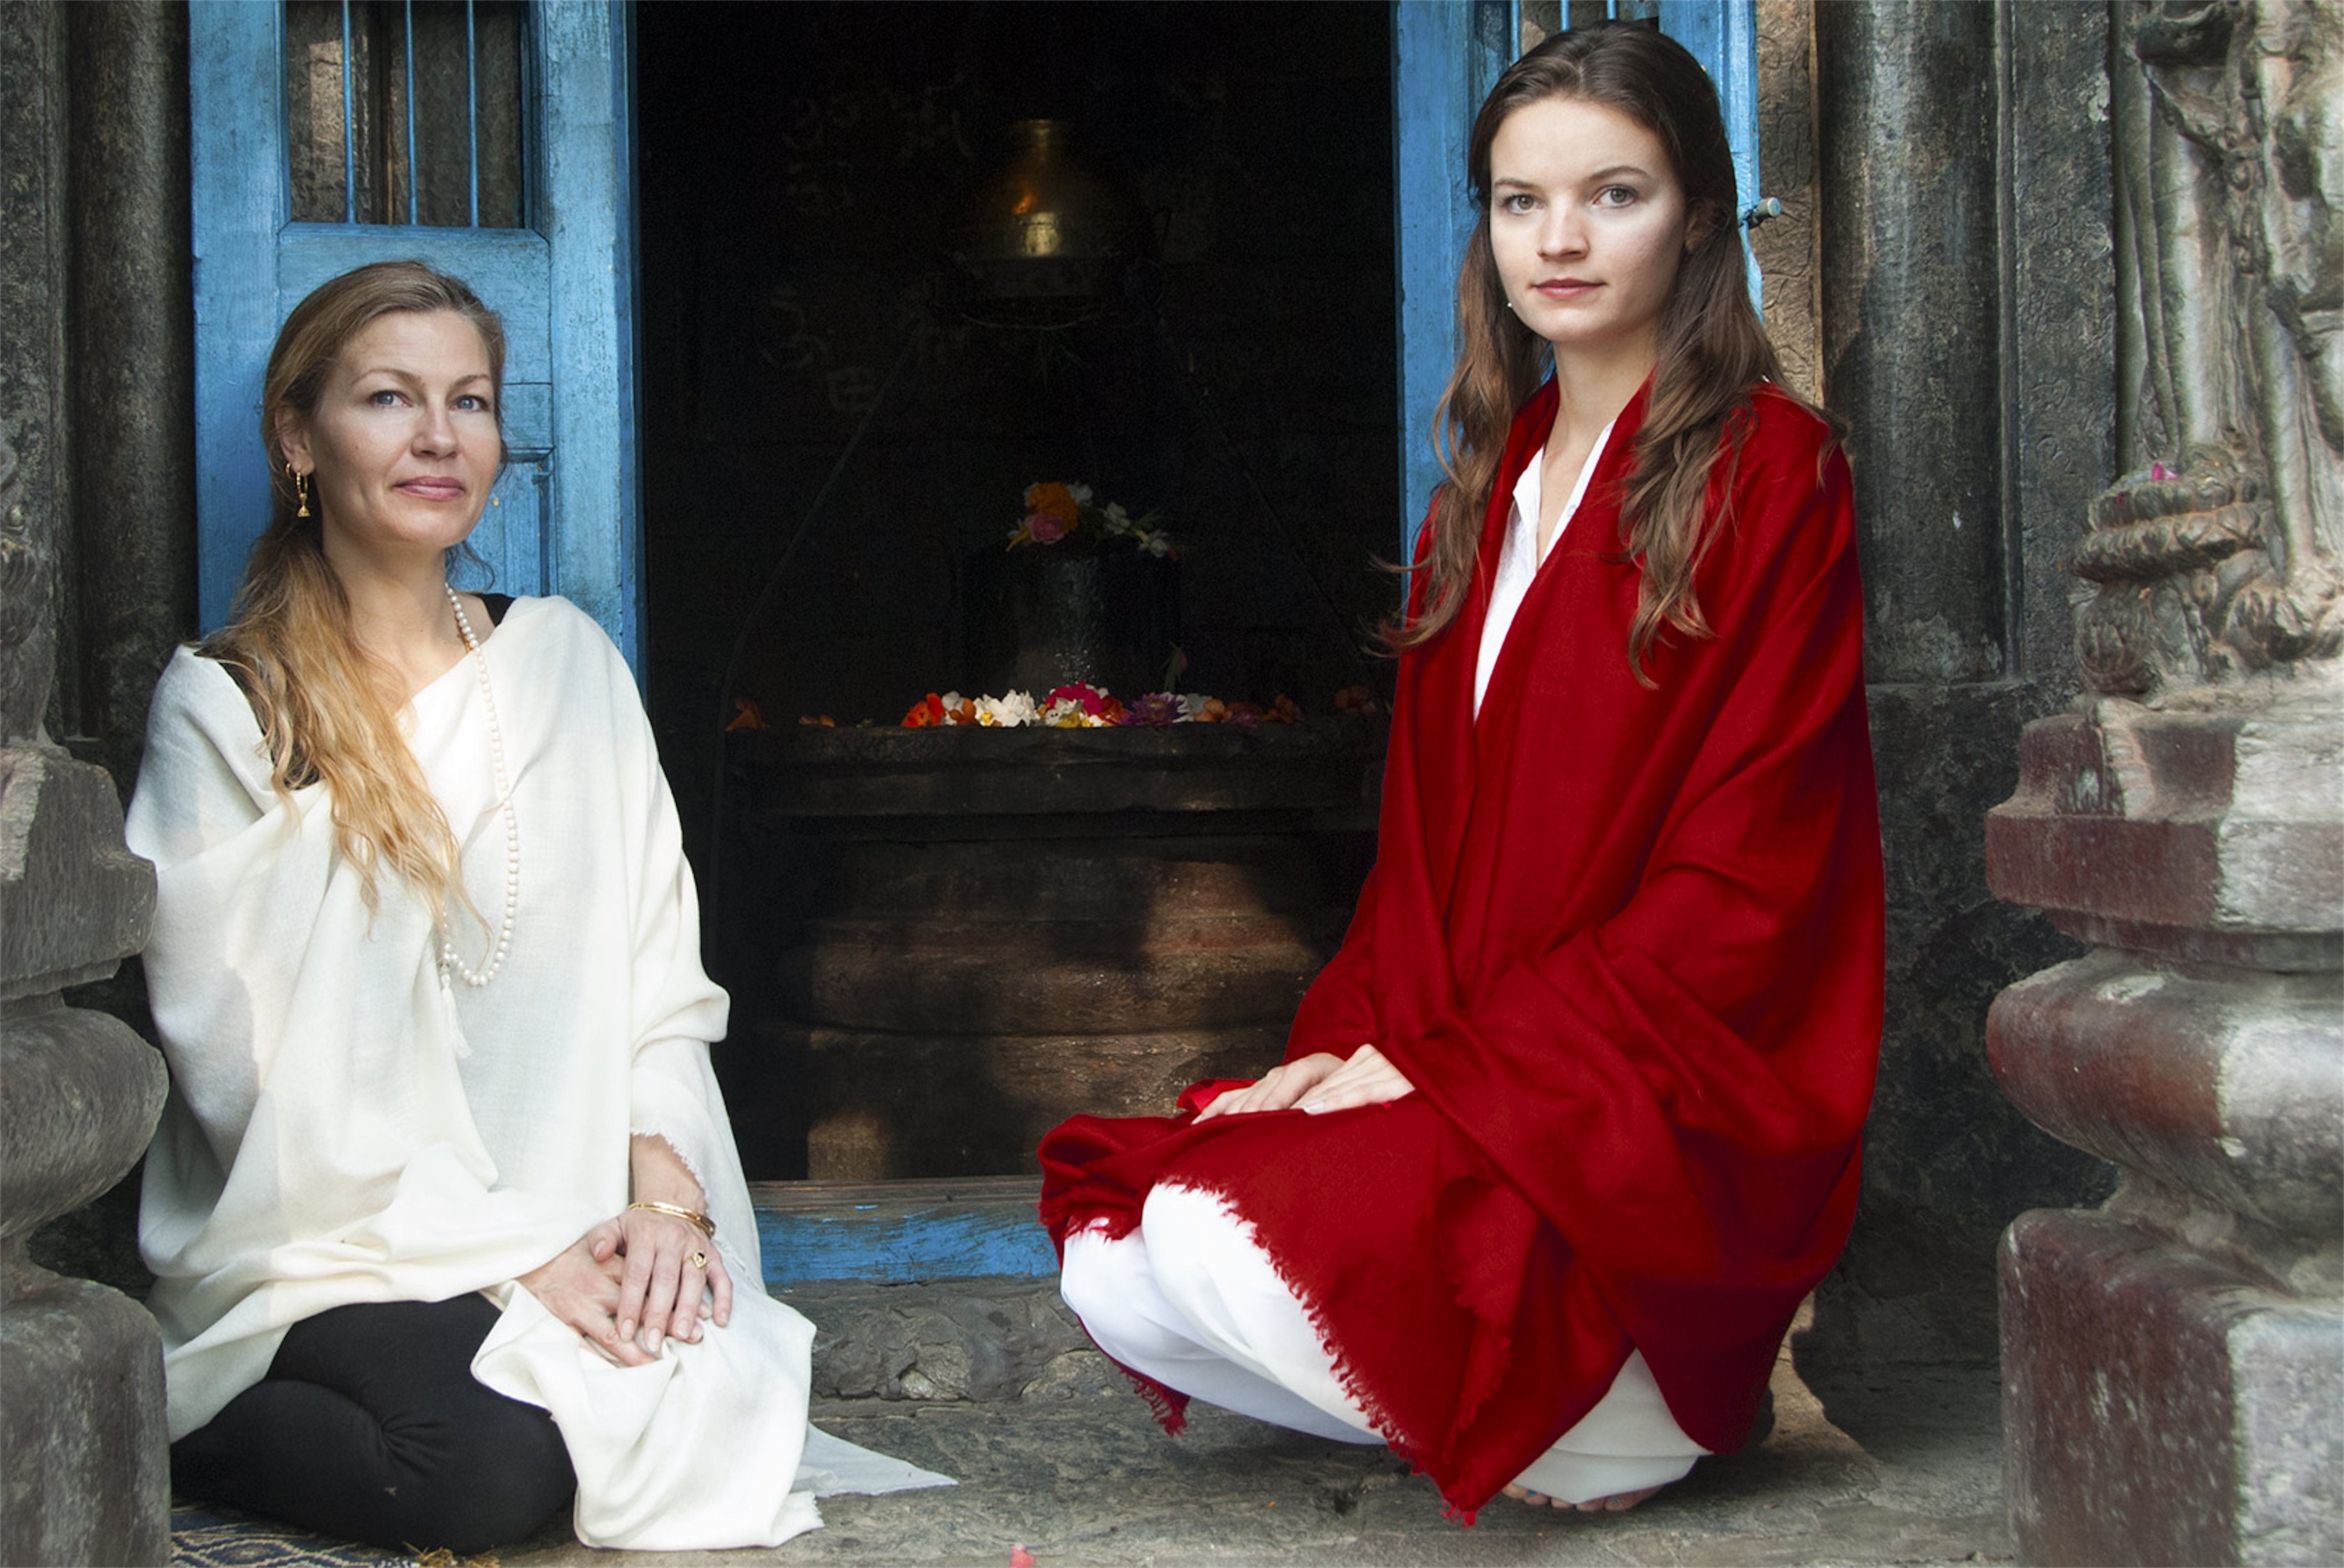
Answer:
[
  {"left": 1487, "top": 95, "right": 1694, "bottom": 367},
  {"left": 279, "top": 309, "right": 500, "bottom": 569}
]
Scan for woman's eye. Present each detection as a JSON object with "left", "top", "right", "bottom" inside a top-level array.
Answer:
[
  {"left": 455, "top": 394, "right": 493, "bottom": 414},
  {"left": 1596, "top": 185, "right": 1639, "bottom": 207},
  {"left": 366, "top": 388, "right": 403, "bottom": 406},
  {"left": 1500, "top": 193, "right": 1537, "bottom": 214}
]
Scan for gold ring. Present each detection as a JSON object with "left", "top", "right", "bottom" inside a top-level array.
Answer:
[{"left": 687, "top": 1249, "right": 708, "bottom": 1270}]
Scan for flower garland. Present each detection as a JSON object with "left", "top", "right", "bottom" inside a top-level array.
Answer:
[
  {"left": 732, "top": 684, "right": 1381, "bottom": 732},
  {"left": 898, "top": 682, "right": 1325, "bottom": 729}
]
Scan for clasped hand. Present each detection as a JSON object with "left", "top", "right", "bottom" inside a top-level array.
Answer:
[
  {"left": 518, "top": 1207, "right": 734, "bottom": 1367},
  {"left": 1192, "top": 1043, "right": 1416, "bottom": 1121}
]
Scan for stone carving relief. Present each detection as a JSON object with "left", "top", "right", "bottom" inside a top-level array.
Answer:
[
  {"left": 0, "top": 428, "right": 56, "bottom": 744},
  {"left": 2082, "top": 0, "right": 2343, "bottom": 698}
]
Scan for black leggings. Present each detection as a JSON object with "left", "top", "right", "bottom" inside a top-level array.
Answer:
[{"left": 171, "top": 1295, "right": 575, "bottom": 1554}]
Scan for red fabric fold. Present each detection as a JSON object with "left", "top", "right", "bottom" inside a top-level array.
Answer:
[{"left": 1038, "top": 379, "right": 1884, "bottom": 1518}]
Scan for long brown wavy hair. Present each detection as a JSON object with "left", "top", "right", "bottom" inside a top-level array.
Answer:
[
  {"left": 202, "top": 259, "right": 506, "bottom": 917},
  {"left": 1396, "top": 23, "right": 1832, "bottom": 682}
]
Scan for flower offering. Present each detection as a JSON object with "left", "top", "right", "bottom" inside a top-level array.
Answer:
[{"left": 1006, "top": 479, "right": 1177, "bottom": 559}]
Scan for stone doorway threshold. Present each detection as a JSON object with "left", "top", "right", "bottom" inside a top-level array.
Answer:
[{"left": 171, "top": 1179, "right": 2011, "bottom": 1567}]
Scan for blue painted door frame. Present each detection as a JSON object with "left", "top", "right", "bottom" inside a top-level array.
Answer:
[
  {"left": 1392, "top": 0, "right": 1760, "bottom": 561},
  {"left": 1392, "top": 0, "right": 1517, "bottom": 564},
  {"left": 190, "top": 2, "right": 646, "bottom": 676}
]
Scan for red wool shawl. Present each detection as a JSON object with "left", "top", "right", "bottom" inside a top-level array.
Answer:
[{"left": 1039, "top": 378, "right": 1884, "bottom": 1519}]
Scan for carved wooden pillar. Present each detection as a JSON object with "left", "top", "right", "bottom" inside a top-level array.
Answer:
[{"left": 1985, "top": 3, "right": 2343, "bottom": 1562}]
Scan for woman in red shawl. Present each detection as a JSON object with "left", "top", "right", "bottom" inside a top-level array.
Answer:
[{"left": 1040, "top": 22, "right": 1882, "bottom": 1521}]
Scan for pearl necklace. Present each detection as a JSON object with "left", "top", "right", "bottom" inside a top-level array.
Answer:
[{"left": 439, "top": 585, "right": 518, "bottom": 988}]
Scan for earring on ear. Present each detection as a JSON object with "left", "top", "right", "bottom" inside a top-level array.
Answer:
[{"left": 288, "top": 462, "right": 312, "bottom": 518}]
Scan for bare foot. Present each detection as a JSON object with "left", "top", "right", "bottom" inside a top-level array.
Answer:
[{"left": 1502, "top": 1482, "right": 1664, "bottom": 1513}]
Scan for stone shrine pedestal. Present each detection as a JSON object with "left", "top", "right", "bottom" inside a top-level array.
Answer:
[
  {"left": 1986, "top": 698, "right": 2342, "bottom": 1565},
  {"left": 733, "top": 721, "right": 1377, "bottom": 1180}
]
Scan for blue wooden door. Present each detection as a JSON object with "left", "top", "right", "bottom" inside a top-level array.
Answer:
[
  {"left": 1391, "top": 0, "right": 1760, "bottom": 559},
  {"left": 191, "top": 1, "right": 644, "bottom": 675}
]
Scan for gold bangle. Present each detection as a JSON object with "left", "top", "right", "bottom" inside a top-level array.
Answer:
[{"left": 627, "top": 1200, "right": 716, "bottom": 1240}]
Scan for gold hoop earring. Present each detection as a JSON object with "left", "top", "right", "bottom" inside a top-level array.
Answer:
[{"left": 288, "top": 462, "right": 311, "bottom": 518}]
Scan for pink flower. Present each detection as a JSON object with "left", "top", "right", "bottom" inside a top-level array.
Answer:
[
  {"left": 1046, "top": 683, "right": 1109, "bottom": 715},
  {"left": 1025, "top": 511, "right": 1070, "bottom": 544}
]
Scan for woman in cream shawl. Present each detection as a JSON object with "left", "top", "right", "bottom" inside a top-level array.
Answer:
[{"left": 130, "top": 260, "right": 920, "bottom": 1553}]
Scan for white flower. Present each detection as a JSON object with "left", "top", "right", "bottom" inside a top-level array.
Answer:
[
  {"left": 1102, "top": 502, "right": 1133, "bottom": 534},
  {"left": 1041, "top": 696, "right": 1089, "bottom": 728},
  {"left": 1177, "top": 693, "right": 1212, "bottom": 719},
  {"left": 1137, "top": 530, "right": 1172, "bottom": 558},
  {"left": 978, "top": 691, "right": 1038, "bottom": 728},
  {"left": 1067, "top": 482, "right": 1095, "bottom": 505}
]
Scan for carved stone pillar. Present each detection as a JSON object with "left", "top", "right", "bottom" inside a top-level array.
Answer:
[
  {"left": 1798, "top": 0, "right": 2119, "bottom": 1429},
  {"left": 1985, "top": 2, "right": 2343, "bottom": 1562},
  {"left": 0, "top": 3, "right": 173, "bottom": 1561}
]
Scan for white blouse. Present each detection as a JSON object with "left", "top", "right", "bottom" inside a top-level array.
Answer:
[{"left": 1473, "top": 416, "right": 1619, "bottom": 717}]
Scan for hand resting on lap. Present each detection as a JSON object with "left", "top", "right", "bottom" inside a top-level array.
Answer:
[{"left": 1192, "top": 1044, "right": 1417, "bottom": 1121}]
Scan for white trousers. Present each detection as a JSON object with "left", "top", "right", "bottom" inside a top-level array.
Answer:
[{"left": 1060, "top": 1183, "right": 1706, "bottom": 1506}]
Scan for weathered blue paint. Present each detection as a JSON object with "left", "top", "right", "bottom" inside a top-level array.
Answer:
[
  {"left": 189, "top": 2, "right": 643, "bottom": 678},
  {"left": 1658, "top": 0, "right": 1764, "bottom": 308},
  {"left": 752, "top": 1180, "right": 1058, "bottom": 1288},
  {"left": 1392, "top": 0, "right": 1517, "bottom": 564},
  {"left": 403, "top": 1, "right": 420, "bottom": 227},
  {"left": 190, "top": 1, "right": 287, "bottom": 638},
  {"left": 538, "top": 1, "right": 641, "bottom": 667},
  {"left": 465, "top": 0, "right": 481, "bottom": 226},
  {"left": 339, "top": 0, "right": 356, "bottom": 223}
]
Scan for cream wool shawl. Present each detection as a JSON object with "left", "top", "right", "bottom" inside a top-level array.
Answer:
[{"left": 129, "top": 596, "right": 834, "bottom": 1548}]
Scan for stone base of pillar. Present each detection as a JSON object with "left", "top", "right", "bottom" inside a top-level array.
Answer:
[
  {"left": 1989, "top": 701, "right": 2342, "bottom": 1568},
  {"left": 2002, "top": 1208, "right": 2343, "bottom": 1566},
  {"left": 0, "top": 1264, "right": 169, "bottom": 1567},
  {"left": 0, "top": 745, "right": 172, "bottom": 1568}
]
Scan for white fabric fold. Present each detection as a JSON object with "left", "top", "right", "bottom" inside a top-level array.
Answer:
[{"left": 472, "top": 1284, "right": 824, "bottom": 1549}]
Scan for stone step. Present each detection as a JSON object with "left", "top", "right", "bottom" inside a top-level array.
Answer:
[
  {"left": 751, "top": 1176, "right": 1083, "bottom": 1404},
  {"left": 780, "top": 1276, "right": 1095, "bottom": 1404}
]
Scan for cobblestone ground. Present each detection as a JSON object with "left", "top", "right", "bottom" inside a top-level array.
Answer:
[{"left": 492, "top": 1339, "right": 2008, "bottom": 1568}]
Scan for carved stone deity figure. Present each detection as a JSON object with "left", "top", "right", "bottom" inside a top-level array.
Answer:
[
  {"left": 1985, "top": 3, "right": 2342, "bottom": 1564},
  {"left": 2080, "top": 0, "right": 2342, "bottom": 698}
]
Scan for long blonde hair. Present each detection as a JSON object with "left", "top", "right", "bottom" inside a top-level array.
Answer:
[
  {"left": 1397, "top": 23, "right": 1836, "bottom": 682},
  {"left": 202, "top": 260, "right": 507, "bottom": 916}
]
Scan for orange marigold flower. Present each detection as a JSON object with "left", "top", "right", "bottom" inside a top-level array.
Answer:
[
  {"left": 903, "top": 693, "right": 947, "bottom": 728},
  {"left": 1194, "top": 698, "right": 1229, "bottom": 724},
  {"left": 726, "top": 698, "right": 771, "bottom": 731},
  {"left": 1023, "top": 481, "right": 1079, "bottom": 524},
  {"left": 1269, "top": 695, "right": 1301, "bottom": 724},
  {"left": 797, "top": 713, "right": 836, "bottom": 727}
]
